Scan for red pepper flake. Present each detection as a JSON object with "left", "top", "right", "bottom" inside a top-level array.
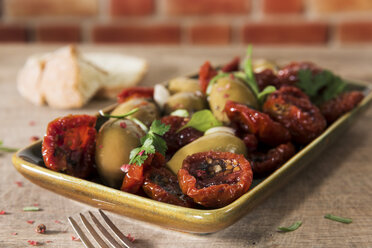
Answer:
[
  {"left": 120, "top": 122, "right": 127, "bottom": 129},
  {"left": 54, "top": 220, "right": 62, "bottom": 224},
  {"left": 229, "top": 74, "right": 235, "bottom": 80},
  {"left": 27, "top": 240, "right": 41, "bottom": 246},
  {"left": 29, "top": 121, "right": 36, "bottom": 126},
  {"left": 71, "top": 236, "right": 80, "bottom": 241},
  {"left": 138, "top": 150, "right": 144, "bottom": 156},
  {"left": 217, "top": 87, "right": 224, "bottom": 92},
  {"left": 46, "top": 241, "right": 53, "bottom": 243},
  {"left": 27, "top": 220, "right": 35, "bottom": 224},
  {"left": 0, "top": 210, "right": 6, "bottom": 215},
  {"left": 15, "top": 181, "right": 23, "bottom": 187},
  {"left": 30, "top": 136, "right": 40, "bottom": 143},
  {"left": 33, "top": 203, "right": 39, "bottom": 207},
  {"left": 120, "top": 164, "right": 131, "bottom": 173},
  {"left": 225, "top": 83, "right": 231, "bottom": 90},
  {"left": 224, "top": 93, "right": 230, "bottom": 98},
  {"left": 126, "top": 233, "right": 135, "bottom": 242},
  {"left": 98, "top": 145, "right": 103, "bottom": 149},
  {"left": 11, "top": 232, "right": 18, "bottom": 235}
]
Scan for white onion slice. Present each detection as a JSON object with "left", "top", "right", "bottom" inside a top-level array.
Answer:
[{"left": 153, "top": 84, "right": 170, "bottom": 109}]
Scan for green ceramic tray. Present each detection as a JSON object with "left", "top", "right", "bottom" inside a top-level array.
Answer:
[{"left": 12, "top": 79, "right": 372, "bottom": 234}]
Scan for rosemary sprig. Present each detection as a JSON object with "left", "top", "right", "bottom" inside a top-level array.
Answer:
[
  {"left": 277, "top": 221, "right": 302, "bottom": 232},
  {"left": 324, "top": 214, "right": 352, "bottom": 224}
]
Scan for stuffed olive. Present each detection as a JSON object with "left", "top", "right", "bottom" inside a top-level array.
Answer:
[{"left": 95, "top": 119, "right": 144, "bottom": 188}]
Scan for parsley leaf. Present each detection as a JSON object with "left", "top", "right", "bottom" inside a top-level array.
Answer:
[
  {"left": 297, "top": 69, "right": 346, "bottom": 103},
  {"left": 129, "top": 120, "right": 170, "bottom": 166},
  {"left": 178, "top": 109, "right": 222, "bottom": 133}
]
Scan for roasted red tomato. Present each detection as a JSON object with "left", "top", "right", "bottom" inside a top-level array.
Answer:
[
  {"left": 199, "top": 61, "right": 217, "bottom": 94},
  {"left": 117, "top": 87, "right": 154, "bottom": 103},
  {"left": 263, "top": 86, "right": 326, "bottom": 145},
  {"left": 178, "top": 151, "right": 253, "bottom": 208},
  {"left": 121, "top": 152, "right": 165, "bottom": 194},
  {"left": 225, "top": 101, "right": 291, "bottom": 147},
  {"left": 161, "top": 116, "right": 203, "bottom": 156},
  {"left": 42, "top": 115, "right": 97, "bottom": 178},
  {"left": 254, "top": 69, "right": 281, "bottom": 91},
  {"left": 247, "top": 142, "right": 295, "bottom": 177},
  {"left": 221, "top": 56, "right": 240, "bottom": 73},
  {"left": 143, "top": 167, "right": 193, "bottom": 207},
  {"left": 277, "top": 62, "right": 321, "bottom": 85},
  {"left": 320, "top": 91, "right": 364, "bottom": 124}
]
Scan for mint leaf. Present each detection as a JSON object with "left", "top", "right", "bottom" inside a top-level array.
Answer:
[{"left": 178, "top": 109, "right": 222, "bottom": 133}]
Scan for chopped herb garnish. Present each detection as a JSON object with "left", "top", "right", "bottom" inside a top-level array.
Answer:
[
  {"left": 178, "top": 109, "right": 222, "bottom": 133},
  {"left": 0, "top": 140, "right": 18, "bottom": 153},
  {"left": 277, "top": 221, "right": 302, "bottom": 232},
  {"left": 99, "top": 108, "right": 139, "bottom": 119},
  {"left": 297, "top": 69, "right": 346, "bottom": 104},
  {"left": 23, "top": 207, "right": 41, "bottom": 212},
  {"left": 129, "top": 120, "right": 170, "bottom": 166},
  {"left": 170, "top": 109, "right": 189, "bottom": 117},
  {"left": 324, "top": 214, "right": 352, "bottom": 224}
]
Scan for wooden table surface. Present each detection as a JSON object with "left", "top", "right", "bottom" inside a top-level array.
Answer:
[{"left": 1, "top": 45, "right": 372, "bottom": 248}]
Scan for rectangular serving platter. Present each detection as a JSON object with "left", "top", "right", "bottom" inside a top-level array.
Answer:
[{"left": 12, "top": 77, "right": 372, "bottom": 234}]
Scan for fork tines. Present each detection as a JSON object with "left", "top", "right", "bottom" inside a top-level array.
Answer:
[{"left": 68, "top": 209, "right": 136, "bottom": 248}]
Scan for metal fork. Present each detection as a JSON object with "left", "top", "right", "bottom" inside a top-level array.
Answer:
[{"left": 68, "top": 209, "right": 137, "bottom": 248}]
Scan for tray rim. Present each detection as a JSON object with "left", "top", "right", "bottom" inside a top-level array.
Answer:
[{"left": 12, "top": 78, "right": 372, "bottom": 233}]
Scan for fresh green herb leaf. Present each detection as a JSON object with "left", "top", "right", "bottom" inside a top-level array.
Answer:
[
  {"left": 23, "top": 207, "right": 41, "bottom": 212},
  {"left": 99, "top": 108, "right": 139, "bottom": 119},
  {"left": 277, "top": 221, "right": 302, "bottom": 232},
  {"left": 324, "top": 214, "right": 352, "bottom": 224},
  {"left": 206, "top": 72, "right": 231, "bottom": 95},
  {"left": 297, "top": 69, "right": 346, "bottom": 103},
  {"left": 243, "top": 45, "right": 260, "bottom": 97},
  {"left": 257, "top": 85, "right": 276, "bottom": 102},
  {"left": 129, "top": 120, "right": 170, "bottom": 166},
  {"left": 178, "top": 110, "right": 222, "bottom": 133},
  {"left": 0, "top": 140, "right": 18, "bottom": 153},
  {"left": 170, "top": 109, "right": 189, "bottom": 117}
]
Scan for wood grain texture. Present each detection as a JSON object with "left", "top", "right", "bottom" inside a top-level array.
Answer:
[{"left": 0, "top": 45, "right": 372, "bottom": 247}]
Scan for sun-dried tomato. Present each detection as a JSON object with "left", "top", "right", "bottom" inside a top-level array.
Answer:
[
  {"left": 320, "top": 91, "right": 364, "bottom": 124},
  {"left": 254, "top": 69, "right": 281, "bottom": 91},
  {"left": 263, "top": 86, "right": 326, "bottom": 144},
  {"left": 178, "top": 151, "right": 253, "bottom": 208},
  {"left": 199, "top": 61, "right": 217, "bottom": 94},
  {"left": 161, "top": 116, "right": 203, "bottom": 156},
  {"left": 247, "top": 142, "right": 295, "bottom": 177},
  {"left": 277, "top": 62, "right": 321, "bottom": 85},
  {"left": 225, "top": 101, "right": 291, "bottom": 147},
  {"left": 243, "top": 134, "right": 258, "bottom": 152},
  {"left": 117, "top": 87, "right": 154, "bottom": 103},
  {"left": 221, "top": 56, "right": 240, "bottom": 73},
  {"left": 142, "top": 167, "right": 193, "bottom": 207},
  {"left": 120, "top": 152, "right": 164, "bottom": 194},
  {"left": 42, "top": 115, "right": 96, "bottom": 178}
]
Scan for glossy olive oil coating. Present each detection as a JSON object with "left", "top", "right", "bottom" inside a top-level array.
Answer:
[
  {"left": 164, "top": 92, "right": 207, "bottom": 115},
  {"left": 168, "top": 77, "right": 201, "bottom": 94},
  {"left": 95, "top": 119, "right": 144, "bottom": 188}
]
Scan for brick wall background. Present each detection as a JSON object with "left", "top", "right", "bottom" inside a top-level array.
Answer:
[{"left": 0, "top": 0, "right": 372, "bottom": 46}]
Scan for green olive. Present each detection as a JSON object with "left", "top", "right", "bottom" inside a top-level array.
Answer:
[
  {"left": 253, "top": 59, "right": 279, "bottom": 73},
  {"left": 168, "top": 77, "right": 201, "bottom": 94},
  {"left": 95, "top": 119, "right": 144, "bottom": 188},
  {"left": 166, "top": 131, "right": 247, "bottom": 174},
  {"left": 164, "top": 92, "right": 207, "bottom": 115},
  {"left": 111, "top": 98, "right": 159, "bottom": 127},
  {"left": 208, "top": 77, "right": 258, "bottom": 123}
]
